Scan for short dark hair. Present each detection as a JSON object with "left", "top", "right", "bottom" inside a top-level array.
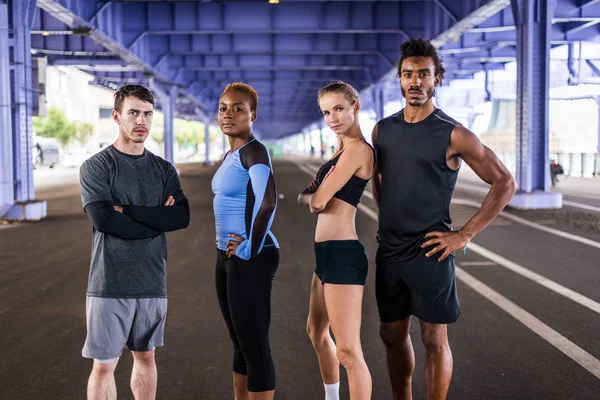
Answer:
[
  {"left": 113, "top": 85, "right": 154, "bottom": 113},
  {"left": 397, "top": 38, "right": 446, "bottom": 85},
  {"left": 221, "top": 82, "right": 258, "bottom": 113}
]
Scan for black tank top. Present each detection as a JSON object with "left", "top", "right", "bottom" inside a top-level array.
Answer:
[
  {"left": 315, "top": 139, "right": 375, "bottom": 208},
  {"left": 376, "top": 109, "right": 460, "bottom": 262}
]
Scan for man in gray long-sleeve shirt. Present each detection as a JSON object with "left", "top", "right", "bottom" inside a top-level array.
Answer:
[{"left": 79, "top": 85, "right": 190, "bottom": 400}]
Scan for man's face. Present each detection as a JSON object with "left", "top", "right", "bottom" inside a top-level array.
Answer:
[
  {"left": 399, "top": 57, "right": 440, "bottom": 107},
  {"left": 112, "top": 96, "right": 153, "bottom": 144}
]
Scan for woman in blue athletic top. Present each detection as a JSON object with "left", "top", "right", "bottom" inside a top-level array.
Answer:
[
  {"left": 212, "top": 83, "right": 279, "bottom": 400},
  {"left": 298, "top": 81, "right": 375, "bottom": 399}
]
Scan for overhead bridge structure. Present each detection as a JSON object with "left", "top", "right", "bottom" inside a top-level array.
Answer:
[{"left": 2, "top": 0, "right": 600, "bottom": 219}]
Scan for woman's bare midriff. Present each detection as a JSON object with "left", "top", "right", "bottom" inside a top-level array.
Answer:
[{"left": 314, "top": 197, "right": 358, "bottom": 242}]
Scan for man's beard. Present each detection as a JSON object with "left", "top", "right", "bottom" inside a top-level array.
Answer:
[
  {"left": 127, "top": 131, "right": 147, "bottom": 143},
  {"left": 402, "top": 88, "right": 434, "bottom": 106}
]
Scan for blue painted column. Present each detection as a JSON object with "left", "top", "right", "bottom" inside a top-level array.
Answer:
[
  {"left": 0, "top": 1, "right": 14, "bottom": 217},
  {"left": 2, "top": 0, "right": 47, "bottom": 221},
  {"left": 150, "top": 81, "right": 175, "bottom": 164},
  {"left": 508, "top": 0, "right": 562, "bottom": 209},
  {"left": 221, "top": 121, "right": 228, "bottom": 158},
  {"left": 12, "top": 0, "right": 36, "bottom": 203},
  {"left": 596, "top": 97, "right": 600, "bottom": 153},
  {"left": 162, "top": 86, "right": 176, "bottom": 164},
  {"left": 319, "top": 125, "right": 324, "bottom": 159},
  {"left": 303, "top": 130, "right": 308, "bottom": 156},
  {"left": 205, "top": 114, "right": 214, "bottom": 165},
  {"left": 373, "top": 85, "right": 384, "bottom": 121}
]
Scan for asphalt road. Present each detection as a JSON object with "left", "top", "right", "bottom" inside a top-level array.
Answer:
[{"left": 0, "top": 159, "right": 599, "bottom": 399}]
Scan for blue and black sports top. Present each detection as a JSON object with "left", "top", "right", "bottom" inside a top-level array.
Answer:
[
  {"left": 315, "top": 139, "right": 376, "bottom": 207},
  {"left": 212, "top": 138, "right": 279, "bottom": 260}
]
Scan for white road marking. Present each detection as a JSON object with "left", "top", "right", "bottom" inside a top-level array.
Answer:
[
  {"left": 459, "top": 261, "right": 497, "bottom": 266},
  {"left": 294, "top": 159, "right": 600, "bottom": 379},
  {"left": 456, "top": 181, "right": 600, "bottom": 213},
  {"left": 296, "top": 161, "right": 600, "bottom": 315},
  {"left": 456, "top": 267, "right": 600, "bottom": 380},
  {"left": 466, "top": 242, "right": 600, "bottom": 316},
  {"left": 450, "top": 198, "right": 600, "bottom": 251}
]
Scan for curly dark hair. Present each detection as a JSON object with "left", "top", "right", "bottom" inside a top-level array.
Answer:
[
  {"left": 397, "top": 38, "right": 446, "bottom": 85},
  {"left": 113, "top": 85, "right": 154, "bottom": 112}
]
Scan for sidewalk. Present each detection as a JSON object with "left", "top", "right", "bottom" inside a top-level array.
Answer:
[{"left": 459, "top": 166, "right": 600, "bottom": 199}]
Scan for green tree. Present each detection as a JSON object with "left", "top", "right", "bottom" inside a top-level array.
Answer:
[
  {"left": 74, "top": 122, "right": 94, "bottom": 145},
  {"left": 150, "top": 112, "right": 164, "bottom": 144},
  {"left": 33, "top": 107, "right": 76, "bottom": 148},
  {"left": 175, "top": 119, "right": 204, "bottom": 151}
]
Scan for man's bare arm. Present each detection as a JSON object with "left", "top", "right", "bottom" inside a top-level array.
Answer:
[
  {"left": 451, "top": 126, "right": 517, "bottom": 241},
  {"left": 422, "top": 126, "right": 517, "bottom": 261}
]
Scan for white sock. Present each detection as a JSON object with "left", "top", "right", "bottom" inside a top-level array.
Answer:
[{"left": 324, "top": 381, "right": 340, "bottom": 400}]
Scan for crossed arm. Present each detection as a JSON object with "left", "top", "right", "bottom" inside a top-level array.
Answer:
[
  {"left": 85, "top": 196, "right": 190, "bottom": 240},
  {"left": 298, "top": 141, "right": 372, "bottom": 214}
]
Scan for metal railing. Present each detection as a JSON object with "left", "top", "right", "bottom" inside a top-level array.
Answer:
[{"left": 496, "top": 152, "right": 600, "bottom": 178}]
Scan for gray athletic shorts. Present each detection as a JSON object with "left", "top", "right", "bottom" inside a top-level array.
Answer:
[{"left": 82, "top": 297, "right": 168, "bottom": 362}]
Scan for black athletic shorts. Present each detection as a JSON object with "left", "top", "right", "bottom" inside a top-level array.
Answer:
[
  {"left": 375, "top": 245, "right": 460, "bottom": 324},
  {"left": 314, "top": 240, "right": 368, "bottom": 285}
]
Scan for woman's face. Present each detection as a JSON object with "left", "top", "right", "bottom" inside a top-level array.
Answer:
[
  {"left": 318, "top": 92, "right": 358, "bottom": 136},
  {"left": 218, "top": 91, "right": 256, "bottom": 137}
]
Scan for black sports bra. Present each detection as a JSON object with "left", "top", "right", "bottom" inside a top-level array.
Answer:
[{"left": 315, "top": 140, "right": 376, "bottom": 208}]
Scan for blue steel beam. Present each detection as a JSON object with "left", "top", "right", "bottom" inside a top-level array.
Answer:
[
  {"left": 32, "top": 48, "right": 113, "bottom": 56},
  {"left": 510, "top": 0, "right": 559, "bottom": 205},
  {"left": 1, "top": 0, "right": 49, "bottom": 221},
  {"left": 586, "top": 59, "right": 600, "bottom": 75},
  {"left": 0, "top": 1, "right": 14, "bottom": 217},
  {"left": 32, "top": 0, "right": 494, "bottom": 137},
  {"left": 153, "top": 51, "right": 396, "bottom": 69},
  {"left": 33, "top": 0, "right": 600, "bottom": 139},
  {"left": 580, "top": 0, "right": 600, "bottom": 9},
  {"left": 36, "top": 0, "right": 211, "bottom": 113},
  {"left": 438, "top": 3, "right": 600, "bottom": 47},
  {"left": 12, "top": 0, "right": 37, "bottom": 203},
  {"left": 121, "top": 1, "right": 415, "bottom": 47}
]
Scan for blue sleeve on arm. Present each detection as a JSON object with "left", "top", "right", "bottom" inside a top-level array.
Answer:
[{"left": 235, "top": 163, "right": 277, "bottom": 260}]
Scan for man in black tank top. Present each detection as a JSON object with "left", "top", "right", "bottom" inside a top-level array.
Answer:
[{"left": 371, "top": 38, "right": 517, "bottom": 399}]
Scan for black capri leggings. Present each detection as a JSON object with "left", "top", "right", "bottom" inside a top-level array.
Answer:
[{"left": 215, "top": 246, "right": 279, "bottom": 392}]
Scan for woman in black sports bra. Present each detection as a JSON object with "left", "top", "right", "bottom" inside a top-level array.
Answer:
[{"left": 298, "top": 81, "right": 375, "bottom": 400}]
